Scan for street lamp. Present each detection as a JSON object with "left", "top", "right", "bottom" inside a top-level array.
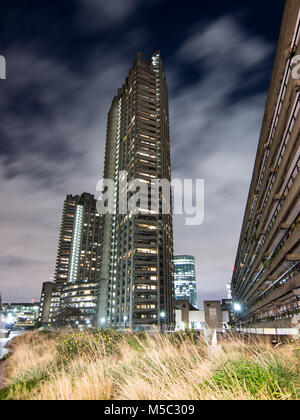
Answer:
[
  {"left": 233, "top": 303, "right": 242, "bottom": 312},
  {"left": 233, "top": 303, "right": 242, "bottom": 332},
  {"left": 100, "top": 317, "right": 106, "bottom": 330},
  {"left": 160, "top": 311, "right": 166, "bottom": 332}
]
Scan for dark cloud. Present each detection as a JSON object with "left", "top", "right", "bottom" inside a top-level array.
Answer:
[
  {"left": 0, "top": 256, "right": 49, "bottom": 268},
  {"left": 76, "top": 0, "right": 141, "bottom": 31}
]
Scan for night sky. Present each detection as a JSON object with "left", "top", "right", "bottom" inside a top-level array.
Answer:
[{"left": 0, "top": 0, "right": 285, "bottom": 304}]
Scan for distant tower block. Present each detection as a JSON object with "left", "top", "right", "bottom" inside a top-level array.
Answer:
[{"left": 173, "top": 256, "right": 197, "bottom": 308}]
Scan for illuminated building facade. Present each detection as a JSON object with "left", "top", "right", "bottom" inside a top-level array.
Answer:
[
  {"left": 173, "top": 256, "right": 197, "bottom": 308},
  {"left": 1, "top": 302, "right": 40, "bottom": 329},
  {"left": 39, "top": 193, "right": 102, "bottom": 327},
  {"left": 54, "top": 193, "right": 102, "bottom": 286},
  {"left": 97, "top": 52, "right": 174, "bottom": 330},
  {"left": 231, "top": 0, "right": 300, "bottom": 330}
]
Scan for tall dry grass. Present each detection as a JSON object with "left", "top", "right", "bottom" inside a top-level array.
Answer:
[{"left": 1, "top": 330, "right": 299, "bottom": 400}]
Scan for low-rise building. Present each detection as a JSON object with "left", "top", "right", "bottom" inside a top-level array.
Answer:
[
  {"left": 204, "top": 301, "right": 223, "bottom": 330},
  {"left": 1, "top": 302, "right": 40, "bottom": 329},
  {"left": 175, "top": 300, "right": 230, "bottom": 331}
]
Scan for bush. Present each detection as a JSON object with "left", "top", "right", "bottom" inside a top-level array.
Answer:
[
  {"left": 55, "top": 330, "right": 122, "bottom": 362},
  {"left": 207, "top": 358, "right": 299, "bottom": 399}
]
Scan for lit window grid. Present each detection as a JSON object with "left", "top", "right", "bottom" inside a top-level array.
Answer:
[{"left": 68, "top": 204, "right": 84, "bottom": 283}]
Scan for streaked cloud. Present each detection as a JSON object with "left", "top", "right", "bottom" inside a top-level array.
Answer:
[{"left": 170, "top": 17, "right": 272, "bottom": 303}]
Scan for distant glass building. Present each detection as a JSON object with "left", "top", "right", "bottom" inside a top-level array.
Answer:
[{"left": 173, "top": 256, "right": 197, "bottom": 308}]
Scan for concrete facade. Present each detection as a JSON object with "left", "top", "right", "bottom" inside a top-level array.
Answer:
[
  {"left": 175, "top": 300, "right": 230, "bottom": 331},
  {"left": 204, "top": 301, "right": 223, "bottom": 330},
  {"left": 97, "top": 52, "right": 174, "bottom": 330},
  {"left": 39, "top": 282, "right": 56, "bottom": 326},
  {"left": 231, "top": 0, "right": 300, "bottom": 329}
]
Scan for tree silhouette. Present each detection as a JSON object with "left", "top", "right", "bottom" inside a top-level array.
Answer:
[{"left": 52, "top": 306, "right": 82, "bottom": 329}]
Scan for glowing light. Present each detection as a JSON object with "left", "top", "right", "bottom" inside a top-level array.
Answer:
[{"left": 233, "top": 303, "right": 242, "bottom": 312}]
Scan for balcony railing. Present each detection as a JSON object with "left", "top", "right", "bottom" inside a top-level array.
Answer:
[{"left": 240, "top": 211, "right": 300, "bottom": 299}]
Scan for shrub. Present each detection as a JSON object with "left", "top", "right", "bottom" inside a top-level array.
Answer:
[{"left": 207, "top": 358, "right": 298, "bottom": 399}]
